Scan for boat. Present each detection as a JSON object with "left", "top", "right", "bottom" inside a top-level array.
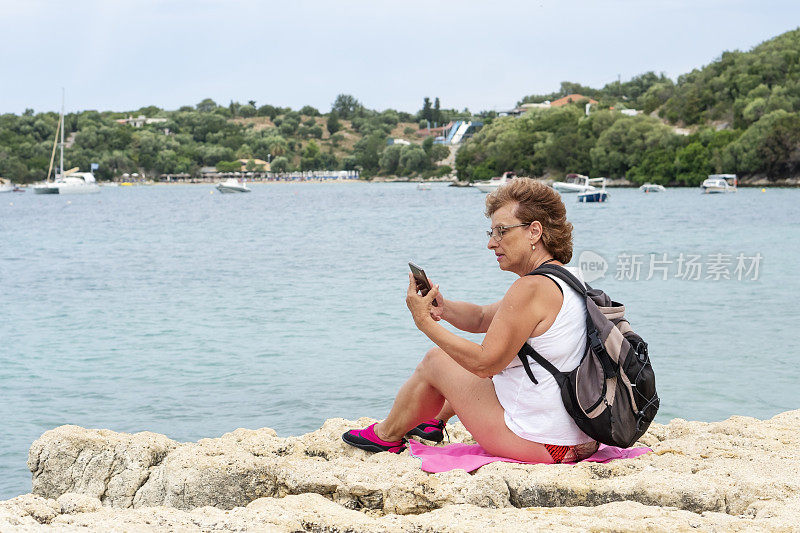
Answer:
[
  {"left": 216, "top": 178, "right": 251, "bottom": 193},
  {"left": 0, "top": 178, "right": 15, "bottom": 193},
  {"left": 416, "top": 181, "right": 431, "bottom": 190},
  {"left": 639, "top": 183, "right": 666, "bottom": 193},
  {"left": 473, "top": 171, "right": 516, "bottom": 193},
  {"left": 577, "top": 178, "right": 609, "bottom": 203},
  {"left": 33, "top": 91, "right": 100, "bottom": 195},
  {"left": 33, "top": 170, "right": 101, "bottom": 194},
  {"left": 701, "top": 174, "right": 737, "bottom": 193},
  {"left": 552, "top": 173, "right": 597, "bottom": 193}
]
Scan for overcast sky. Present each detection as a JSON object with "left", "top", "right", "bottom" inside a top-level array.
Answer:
[{"left": 1, "top": 0, "right": 798, "bottom": 115}]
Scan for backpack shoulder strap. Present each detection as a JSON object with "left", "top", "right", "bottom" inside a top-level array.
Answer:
[
  {"left": 517, "top": 265, "right": 572, "bottom": 385},
  {"left": 518, "top": 341, "right": 567, "bottom": 386},
  {"left": 519, "top": 262, "right": 617, "bottom": 381},
  {"left": 525, "top": 264, "right": 587, "bottom": 296}
]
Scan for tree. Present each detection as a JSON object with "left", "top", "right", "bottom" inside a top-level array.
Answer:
[
  {"left": 327, "top": 112, "right": 341, "bottom": 135},
  {"left": 331, "top": 94, "right": 361, "bottom": 120},
  {"left": 257, "top": 105, "right": 279, "bottom": 120},
  {"left": 420, "top": 97, "right": 432, "bottom": 122},
  {"left": 724, "top": 110, "right": 800, "bottom": 177},
  {"left": 238, "top": 104, "right": 256, "bottom": 118},
  {"left": 245, "top": 159, "right": 264, "bottom": 171},
  {"left": 196, "top": 98, "right": 217, "bottom": 113},
  {"left": 399, "top": 145, "right": 428, "bottom": 174},
  {"left": 590, "top": 115, "right": 676, "bottom": 177},
  {"left": 300, "top": 105, "right": 320, "bottom": 116},
  {"left": 279, "top": 118, "right": 299, "bottom": 136},
  {"left": 429, "top": 143, "right": 450, "bottom": 163},
  {"left": 379, "top": 144, "right": 404, "bottom": 175},
  {"left": 271, "top": 156, "right": 289, "bottom": 173},
  {"left": 673, "top": 141, "right": 712, "bottom": 184},
  {"left": 351, "top": 132, "right": 385, "bottom": 174},
  {"left": 627, "top": 146, "right": 678, "bottom": 185},
  {"left": 433, "top": 97, "right": 441, "bottom": 124},
  {"left": 137, "top": 105, "right": 162, "bottom": 117},
  {"left": 216, "top": 160, "right": 240, "bottom": 172},
  {"left": 0, "top": 156, "right": 28, "bottom": 181}
]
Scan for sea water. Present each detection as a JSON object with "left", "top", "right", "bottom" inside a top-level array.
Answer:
[{"left": 1, "top": 183, "right": 798, "bottom": 499}]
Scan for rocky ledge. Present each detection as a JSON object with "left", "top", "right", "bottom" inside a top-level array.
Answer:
[{"left": 3, "top": 410, "right": 799, "bottom": 531}]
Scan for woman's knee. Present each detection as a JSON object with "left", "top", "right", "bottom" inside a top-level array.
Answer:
[{"left": 416, "top": 346, "right": 449, "bottom": 380}]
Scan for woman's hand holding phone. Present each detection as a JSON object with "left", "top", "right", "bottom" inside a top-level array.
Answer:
[
  {"left": 408, "top": 262, "right": 446, "bottom": 322},
  {"left": 406, "top": 273, "right": 441, "bottom": 327},
  {"left": 427, "top": 279, "right": 445, "bottom": 321}
]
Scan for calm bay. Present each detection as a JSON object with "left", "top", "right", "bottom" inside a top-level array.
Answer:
[{"left": 1, "top": 182, "right": 798, "bottom": 499}]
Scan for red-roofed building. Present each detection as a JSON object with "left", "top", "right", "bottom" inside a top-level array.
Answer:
[{"left": 549, "top": 94, "right": 598, "bottom": 107}]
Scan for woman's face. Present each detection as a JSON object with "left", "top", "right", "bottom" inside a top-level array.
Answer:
[{"left": 487, "top": 202, "right": 534, "bottom": 274}]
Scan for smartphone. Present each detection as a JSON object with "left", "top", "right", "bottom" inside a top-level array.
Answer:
[{"left": 408, "top": 262, "right": 438, "bottom": 306}]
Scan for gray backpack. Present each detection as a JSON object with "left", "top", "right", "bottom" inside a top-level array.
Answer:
[{"left": 517, "top": 264, "right": 659, "bottom": 448}]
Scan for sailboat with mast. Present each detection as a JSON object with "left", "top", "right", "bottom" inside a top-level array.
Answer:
[{"left": 33, "top": 90, "right": 100, "bottom": 195}]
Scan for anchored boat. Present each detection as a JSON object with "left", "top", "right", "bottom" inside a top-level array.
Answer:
[
  {"left": 473, "top": 171, "right": 516, "bottom": 193},
  {"left": 216, "top": 178, "right": 251, "bottom": 193},
  {"left": 552, "top": 173, "right": 596, "bottom": 193},
  {"left": 701, "top": 174, "right": 737, "bottom": 193},
  {"left": 33, "top": 91, "right": 100, "bottom": 195},
  {"left": 639, "top": 183, "right": 666, "bottom": 193},
  {"left": 577, "top": 178, "right": 609, "bottom": 203}
]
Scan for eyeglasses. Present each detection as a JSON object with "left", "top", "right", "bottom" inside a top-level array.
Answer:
[{"left": 486, "top": 222, "right": 531, "bottom": 242}]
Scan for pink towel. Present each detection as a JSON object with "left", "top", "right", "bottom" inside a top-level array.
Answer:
[{"left": 407, "top": 440, "right": 651, "bottom": 473}]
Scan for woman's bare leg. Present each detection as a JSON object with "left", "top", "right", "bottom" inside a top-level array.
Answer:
[
  {"left": 374, "top": 347, "right": 553, "bottom": 463},
  {"left": 435, "top": 401, "right": 456, "bottom": 423}
]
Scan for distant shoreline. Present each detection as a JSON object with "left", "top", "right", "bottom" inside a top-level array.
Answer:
[{"left": 12, "top": 177, "right": 800, "bottom": 188}]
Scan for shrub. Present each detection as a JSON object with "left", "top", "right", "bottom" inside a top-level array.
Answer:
[
  {"left": 216, "top": 160, "right": 241, "bottom": 172},
  {"left": 271, "top": 156, "right": 289, "bottom": 173}
]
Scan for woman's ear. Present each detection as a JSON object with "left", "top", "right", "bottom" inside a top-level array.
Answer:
[{"left": 530, "top": 221, "right": 543, "bottom": 243}]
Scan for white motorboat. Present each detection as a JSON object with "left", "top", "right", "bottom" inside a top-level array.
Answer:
[
  {"left": 701, "top": 174, "right": 737, "bottom": 193},
  {"left": 33, "top": 91, "right": 100, "bottom": 195},
  {"left": 552, "top": 173, "right": 596, "bottom": 193},
  {"left": 0, "top": 178, "right": 15, "bottom": 193},
  {"left": 639, "top": 183, "right": 666, "bottom": 193},
  {"left": 577, "top": 178, "right": 609, "bottom": 203},
  {"left": 416, "top": 182, "right": 431, "bottom": 190},
  {"left": 473, "top": 171, "right": 516, "bottom": 193},
  {"left": 216, "top": 178, "right": 251, "bottom": 193}
]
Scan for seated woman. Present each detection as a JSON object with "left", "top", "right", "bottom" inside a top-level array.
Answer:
[{"left": 343, "top": 178, "right": 598, "bottom": 463}]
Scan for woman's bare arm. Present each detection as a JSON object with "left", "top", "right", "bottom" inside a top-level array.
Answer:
[
  {"left": 408, "top": 276, "right": 560, "bottom": 378},
  {"left": 440, "top": 299, "right": 501, "bottom": 333}
]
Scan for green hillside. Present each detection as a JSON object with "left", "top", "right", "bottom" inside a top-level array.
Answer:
[
  {"left": 2, "top": 28, "right": 799, "bottom": 185},
  {"left": 0, "top": 96, "right": 458, "bottom": 183},
  {"left": 459, "top": 28, "right": 800, "bottom": 185}
]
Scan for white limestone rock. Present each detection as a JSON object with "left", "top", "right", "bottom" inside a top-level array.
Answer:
[{"left": 17, "top": 409, "right": 800, "bottom": 530}]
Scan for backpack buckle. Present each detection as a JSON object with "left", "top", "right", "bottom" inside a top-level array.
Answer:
[
  {"left": 589, "top": 330, "right": 618, "bottom": 378},
  {"left": 589, "top": 331, "right": 604, "bottom": 354}
]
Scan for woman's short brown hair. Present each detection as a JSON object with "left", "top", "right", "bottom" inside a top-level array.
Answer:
[{"left": 485, "top": 178, "right": 574, "bottom": 264}]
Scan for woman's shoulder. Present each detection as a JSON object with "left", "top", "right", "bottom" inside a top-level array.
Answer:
[{"left": 506, "top": 274, "right": 563, "bottom": 306}]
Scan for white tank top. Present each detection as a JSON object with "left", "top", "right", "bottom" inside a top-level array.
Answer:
[{"left": 493, "top": 266, "right": 594, "bottom": 445}]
